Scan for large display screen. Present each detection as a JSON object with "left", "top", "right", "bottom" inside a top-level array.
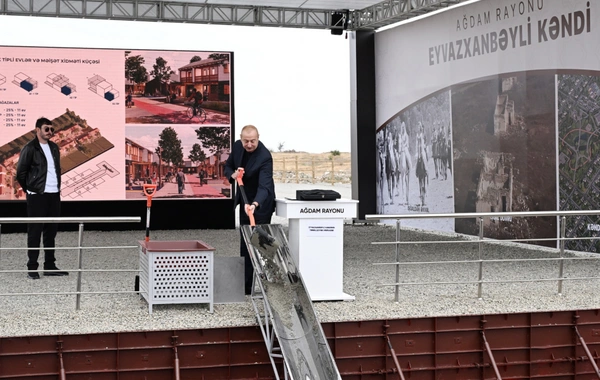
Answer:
[
  {"left": 374, "top": 0, "right": 600, "bottom": 251},
  {"left": 0, "top": 46, "right": 233, "bottom": 202}
]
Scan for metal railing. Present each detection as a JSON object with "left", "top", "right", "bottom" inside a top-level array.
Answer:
[
  {"left": 0, "top": 217, "right": 141, "bottom": 310},
  {"left": 365, "top": 210, "right": 600, "bottom": 302}
]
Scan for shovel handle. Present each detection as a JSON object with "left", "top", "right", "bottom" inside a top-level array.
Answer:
[
  {"left": 235, "top": 169, "right": 248, "bottom": 199},
  {"left": 142, "top": 184, "right": 157, "bottom": 242},
  {"left": 236, "top": 169, "right": 257, "bottom": 227},
  {"left": 235, "top": 169, "right": 250, "bottom": 205},
  {"left": 245, "top": 204, "right": 256, "bottom": 227},
  {"left": 235, "top": 168, "right": 245, "bottom": 186}
]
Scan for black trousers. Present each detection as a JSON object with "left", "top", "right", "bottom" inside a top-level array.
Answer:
[
  {"left": 26, "top": 193, "right": 61, "bottom": 270},
  {"left": 239, "top": 208, "right": 272, "bottom": 294}
]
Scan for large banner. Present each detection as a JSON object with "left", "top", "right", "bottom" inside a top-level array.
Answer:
[
  {"left": 375, "top": 0, "right": 600, "bottom": 251},
  {"left": 0, "top": 47, "right": 232, "bottom": 202}
]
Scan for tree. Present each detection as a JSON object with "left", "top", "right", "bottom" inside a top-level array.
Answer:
[
  {"left": 150, "top": 56, "right": 174, "bottom": 83},
  {"left": 125, "top": 55, "right": 148, "bottom": 84},
  {"left": 278, "top": 142, "right": 285, "bottom": 152},
  {"left": 208, "top": 53, "right": 229, "bottom": 62},
  {"left": 195, "top": 127, "right": 230, "bottom": 163},
  {"left": 157, "top": 127, "right": 184, "bottom": 167},
  {"left": 189, "top": 143, "right": 207, "bottom": 163},
  {"left": 208, "top": 53, "right": 229, "bottom": 67},
  {"left": 190, "top": 56, "right": 202, "bottom": 63}
]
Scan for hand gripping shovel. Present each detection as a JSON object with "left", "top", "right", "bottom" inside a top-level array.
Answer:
[{"left": 235, "top": 169, "right": 280, "bottom": 256}]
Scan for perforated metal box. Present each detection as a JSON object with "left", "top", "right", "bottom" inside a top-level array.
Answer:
[{"left": 138, "top": 240, "right": 214, "bottom": 314}]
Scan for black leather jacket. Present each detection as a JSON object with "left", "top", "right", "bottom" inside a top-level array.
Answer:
[{"left": 16, "top": 136, "right": 62, "bottom": 194}]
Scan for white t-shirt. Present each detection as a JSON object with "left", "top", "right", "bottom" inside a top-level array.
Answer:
[{"left": 40, "top": 142, "right": 59, "bottom": 193}]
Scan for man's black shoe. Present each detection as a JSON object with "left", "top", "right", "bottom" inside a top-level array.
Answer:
[
  {"left": 43, "top": 266, "right": 69, "bottom": 276},
  {"left": 28, "top": 272, "right": 40, "bottom": 280}
]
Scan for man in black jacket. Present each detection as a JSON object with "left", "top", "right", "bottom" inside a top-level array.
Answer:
[
  {"left": 224, "top": 125, "right": 276, "bottom": 294},
  {"left": 16, "top": 117, "right": 68, "bottom": 279}
]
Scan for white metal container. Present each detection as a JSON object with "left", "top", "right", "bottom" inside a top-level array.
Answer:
[{"left": 138, "top": 240, "right": 214, "bottom": 314}]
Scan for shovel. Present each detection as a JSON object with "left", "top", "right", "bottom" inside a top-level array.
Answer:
[
  {"left": 235, "top": 169, "right": 300, "bottom": 284},
  {"left": 235, "top": 169, "right": 280, "bottom": 256},
  {"left": 142, "top": 184, "right": 157, "bottom": 242}
]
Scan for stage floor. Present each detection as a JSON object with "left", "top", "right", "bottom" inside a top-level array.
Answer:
[{"left": 0, "top": 224, "right": 599, "bottom": 338}]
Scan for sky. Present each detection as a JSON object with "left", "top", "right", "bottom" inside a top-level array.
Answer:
[{"left": 0, "top": 15, "right": 351, "bottom": 153}]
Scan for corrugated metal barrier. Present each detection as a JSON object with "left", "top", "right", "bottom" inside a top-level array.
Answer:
[{"left": 1, "top": 310, "right": 599, "bottom": 379}]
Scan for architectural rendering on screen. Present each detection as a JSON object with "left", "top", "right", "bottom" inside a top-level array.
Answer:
[
  {"left": 0, "top": 109, "right": 115, "bottom": 200},
  {"left": 45, "top": 73, "right": 76, "bottom": 96},
  {"left": 0, "top": 45, "right": 234, "bottom": 203},
  {"left": 558, "top": 73, "right": 600, "bottom": 253},
  {"left": 125, "top": 125, "right": 231, "bottom": 200},
  {"left": 12, "top": 72, "right": 37, "bottom": 92},
  {"left": 452, "top": 73, "right": 557, "bottom": 244},
  {"left": 125, "top": 51, "right": 231, "bottom": 125},
  {"left": 88, "top": 74, "right": 119, "bottom": 101},
  {"left": 62, "top": 161, "right": 120, "bottom": 199}
]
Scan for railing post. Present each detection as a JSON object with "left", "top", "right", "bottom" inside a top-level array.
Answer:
[
  {"left": 295, "top": 156, "right": 299, "bottom": 184},
  {"left": 311, "top": 157, "right": 316, "bottom": 184},
  {"left": 558, "top": 216, "right": 566, "bottom": 295},
  {"left": 75, "top": 223, "right": 84, "bottom": 310},
  {"left": 395, "top": 219, "right": 401, "bottom": 302},
  {"left": 477, "top": 217, "right": 484, "bottom": 299}
]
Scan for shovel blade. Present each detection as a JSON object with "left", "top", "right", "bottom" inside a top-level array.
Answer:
[
  {"left": 241, "top": 224, "right": 298, "bottom": 284},
  {"left": 249, "top": 225, "right": 280, "bottom": 257}
]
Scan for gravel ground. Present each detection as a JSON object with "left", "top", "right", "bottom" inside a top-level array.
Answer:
[{"left": 0, "top": 182, "right": 599, "bottom": 338}]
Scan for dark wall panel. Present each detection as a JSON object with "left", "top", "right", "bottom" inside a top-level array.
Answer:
[
  {"left": 0, "top": 199, "right": 235, "bottom": 233},
  {"left": 354, "top": 30, "right": 377, "bottom": 219}
]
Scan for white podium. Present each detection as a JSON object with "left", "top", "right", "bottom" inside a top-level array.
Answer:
[{"left": 275, "top": 198, "right": 358, "bottom": 301}]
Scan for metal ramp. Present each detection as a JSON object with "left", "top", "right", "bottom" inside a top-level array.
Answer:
[{"left": 241, "top": 224, "right": 342, "bottom": 380}]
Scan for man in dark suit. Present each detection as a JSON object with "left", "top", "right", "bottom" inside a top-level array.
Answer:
[{"left": 224, "top": 125, "right": 276, "bottom": 295}]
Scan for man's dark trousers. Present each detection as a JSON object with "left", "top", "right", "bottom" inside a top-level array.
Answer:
[
  {"left": 239, "top": 208, "right": 272, "bottom": 295},
  {"left": 26, "top": 193, "right": 60, "bottom": 270}
]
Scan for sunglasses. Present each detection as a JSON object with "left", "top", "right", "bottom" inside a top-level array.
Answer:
[{"left": 43, "top": 126, "right": 55, "bottom": 134}]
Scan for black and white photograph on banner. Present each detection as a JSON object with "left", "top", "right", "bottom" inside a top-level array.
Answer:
[
  {"left": 558, "top": 73, "right": 600, "bottom": 253},
  {"left": 452, "top": 73, "right": 556, "bottom": 245},
  {"left": 376, "top": 90, "right": 454, "bottom": 232}
]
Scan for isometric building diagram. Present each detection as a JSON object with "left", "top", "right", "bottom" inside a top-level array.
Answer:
[
  {"left": 45, "top": 73, "right": 76, "bottom": 96},
  {"left": 61, "top": 161, "right": 119, "bottom": 199},
  {"left": 88, "top": 75, "right": 119, "bottom": 101},
  {"left": 12, "top": 72, "right": 38, "bottom": 92},
  {"left": 0, "top": 73, "right": 5, "bottom": 86},
  {"left": 0, "top": 109, "right": 115, "bottom": 200}
]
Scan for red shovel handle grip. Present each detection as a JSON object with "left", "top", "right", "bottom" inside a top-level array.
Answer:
[
  {"left": 235, "top": 167, "right": 245, "bottom": 186},
  {"left": 142, "top": 184, "right": 157, "bottom": 207}
]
